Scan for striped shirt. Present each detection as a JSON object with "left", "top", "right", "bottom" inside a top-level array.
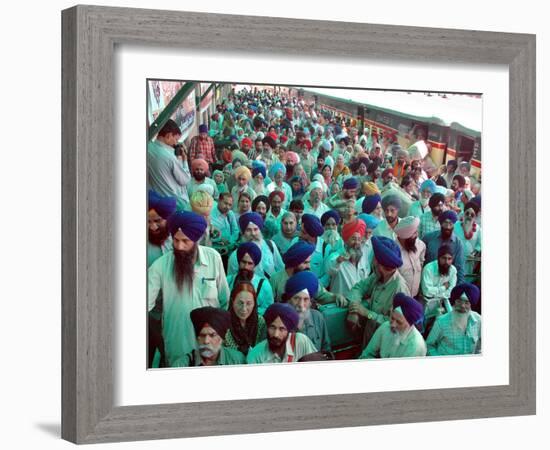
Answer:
[{"left": 426, "top": 310, "right": 482, "bottom": 356}]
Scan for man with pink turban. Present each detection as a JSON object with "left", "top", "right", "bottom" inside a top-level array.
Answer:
[
  {"left": 394, "top": 216, "right": 426, "bottom": 297},
  {"left": 188, "top": 158, "right": 219, "bottom": 200}
]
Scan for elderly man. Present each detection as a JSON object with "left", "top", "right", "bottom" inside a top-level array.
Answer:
[
  {"left": 188, "top": 124, "right": 216, "bottom": 164},
  {"left": 187, "top": 158, "right": 219, "bottom": 199},
  {"left": 267, "top": 162, "right": 292, "bottom": 209},
  {"left": 426, "top": 283, "right": 482, "bottom": 356},
  {"left": 409, "top": 179, "right": 436, "bottom": 218},
  {"left": 360, "top": 293, "right": 426, "bottom": 358},
  {"left": 454, "top": 200, "right": 482, "bottom": 276},
  {"left": 326, "top": 177, "right": 360, "bottom": 211},
  {"left": 247, "top": 303, "right": 318, "bottom": 363},
  {"left": 394, "top": 216, "right": 426, "bottom": 297},
  {"left": 147, "top": 119, "right": 191, "bottom": 210},
  {"left": 303, "top": 181, "right": 330, "bottom": 218},
  {"left": 361, "top": 193, "right": 384, "bottom": 219},
  {"left": 347, "top": 236, "right": 410, "bottom": 347},
  {"left": 283, "top": 271, "right": 332, "bottom": 353},
  {"left": 227, "top": 212, "right": 284, "bottom": 279},
  {"left": 373, "top": 195, "right": 401, "bottom": 240},
  {"left": 172, "top": 307, "right": 245, "bottom": 367},
  {"left": 418, "top": 192, "right": 445, "bottom": 239},
  {"left": 227, "top": 242, "right": 274, "bottom": 315},
  {"left": 210, "top": 192, "right": 240, "bottom": 250},
  {"left": 327, "top": 219, "right": 373, "bottom": 297},
  {"left": 271, "top": 211, "right": 298, "bottom": 254},
  {"left": 148, "top": 211, "right": 230, "bottom": 367},
  {"left": 423, "top": 210, "right": 466, "bottom": 284}
]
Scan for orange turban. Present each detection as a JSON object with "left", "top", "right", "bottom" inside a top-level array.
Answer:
[{"left": 341, "top": 219, "right": 367, "bottom": 242}]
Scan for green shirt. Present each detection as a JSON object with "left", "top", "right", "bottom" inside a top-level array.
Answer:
[{"left": 360, "top": 321, "right": 427, "bottom": 359}]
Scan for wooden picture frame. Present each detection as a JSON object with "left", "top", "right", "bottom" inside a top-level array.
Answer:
[{"left": 61, "top": 5, "right": 536, "bottom": 444}]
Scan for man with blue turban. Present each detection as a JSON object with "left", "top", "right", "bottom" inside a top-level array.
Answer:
[
  {"left": 321, "top": 210, "right": 344, "bottom": 255},
  {"left": 293, "top": 214, "right": 331, "bottom": 287},
  {"left": 426, "top": 283, "right": 482, "bottom": 356},
  {"left": 148, "top": 211, "right": 230, "bottom": 367},
  {"left": 360, "top": 293, "right": 427, "bottom": 359},
  {"left": 227, "top": 212, "right": 284, "bottom": 280},
  {"left": 226, "top": 242, "right": 274, "bottom": 315},
  {"left": 282, "top": 271, "right": 331, "bottom": 353},
  {"left": 409, "top": 179, "right": 436, "bottom": 218},
  {"left": 247, "top": 303, "right": 318, "bottom": 364},
  {"left": 361, "top": 193, "right": 383, "bottom": 218},
  {"left": 418, "top": 192, "right": 445, "bottom": 239},
  {"left": 422, "top": 209, "right": 466, "bottom": 284},
  {"left": 347, "top": 236, "right": 411, "bottom": 349}
]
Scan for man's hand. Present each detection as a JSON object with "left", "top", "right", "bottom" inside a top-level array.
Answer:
[
  {"left": 348, "top": 301, "right": 369, "bottom": 318},
  {"left": 334, "top": 294, "right": 349, "bottom": 308}
]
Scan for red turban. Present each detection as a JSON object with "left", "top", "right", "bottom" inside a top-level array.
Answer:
[
  {"left": 280, "top": 135, "right": 289, "bottom": 144},
  {"left": 191, "top": 158, "right": 209, "bottom": 173},
  {"left": 267, "top": 131, "right": 278, "bottom": 142},
  {"left": 241, "top": 137, "right": 253, "bottom": 148},
  {"left": 269, "top": 190, "right": 285, "bottom": 203},
  {"left": 302, "top": 139, "right": 312, "bottom": 150},
  {"left": 341, "top": 219, "right": 367, "bottom": 242}
]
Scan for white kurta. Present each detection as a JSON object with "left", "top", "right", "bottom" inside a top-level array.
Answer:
[{"left": 326, "top": 243, "right": 373, "bottom": 297}]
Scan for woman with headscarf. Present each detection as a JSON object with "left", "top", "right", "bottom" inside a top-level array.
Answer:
[
  {"left": 321, "top": 164, "right": 333, "bottom": 189},
  {"left": 212, "top": 169, "right": 229, "bottom": 195},
  {"left": 289, "top": 175, "right": 305, "bottom": 201},
  {"left": 333, "top": 153, "right": 351, "bottom": 182},
  {"left": 292, "top": 163, "right": 310, "bottom": 189},
  {"left": 224, "top": 281, "right": 266, "bottom": 357}
]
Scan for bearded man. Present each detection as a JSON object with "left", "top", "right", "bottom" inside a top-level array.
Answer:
[
  {"left": 227, "top": 242, "right": 274, "bottom": 315},
  {"left": 409, "top": 179, "right": 436, "bottom": 218},
  {"left": 172, "top": 307, "right": 245, "bottom": 367},
  {"left": 303, "top": 181, "right": 330, "bottom": 218},
  {"left": 320, "top": 210, "right": 344, "bottom": 255},
  {"left": 426, "top": 283, "right": 482, "bottom": 356},
  {"left": 360, "top": 293, "right": 427, "bottom": 358},
  {"left": 187, "top": 158, "right": 219, "bottom": 199},
  {"left": 283, "top": 271, "right": 331, "bottom": 352},
  {"left": 418, "top": 192, "right": 445, "bottom": 239},
  {"left": 373, "top": 195, "right": 401, "bottom": 239},
  {"left": 454, "top": 201, "right": 482, "bottom": 275},
  {"left": 148, "top": 211, "right": 230, "bottom": 367},
  {"left": 247, "top": 303, "right": 317, "bottom": 364},
  {"left": 394, "top": 216, "right": 426, "bottom": 297}
]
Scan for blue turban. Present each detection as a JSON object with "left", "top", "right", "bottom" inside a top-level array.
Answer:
[
  {"left": 438, "top": 210, "right": 458, "bottom": 224},
  {"left": 252, "top": 165, "right": 266, "bottom": 179},
  {"left": 301, "top": 213, "right": 324, "bottom": 238},
  {"left": 269, "top": 162, "right": 286, "bottom": 179},
  {"left": 357, "top": 213, "right": 380, "bottom": 230},
  {"left": 239, "top": 212, "right": 264, "bottom": 233},
  {"left": 420, "top": 179, "right": 437, "bottom": 194},
  {"left": 283, "top": 241, "right": 315, "bottom": 268},
  {"left": 263, "top": 303, "right": 299, "bottom": 332},
  {"left": 381, "top": 195, "right": 402, "bottom": 210},
  {"left": 362, "top": 193, "right": 382, "bottom": 214},
  {"left": 321, "top": 210, "right": 341, "bottom": 226},
  {"left": 237, "top": 242, "right": 262, "bottom": 266},
  {"left": 198, "top": 124, "right": 208, "bottom": 133},
  {"left": 342, "top": 177, "right": 359, "bottom": 190},
  {"left": 472, "top": 194, "right": 482, "bottom": 208},
  {"left": 167, "top": 211, "right": 207, "bottom": 242},
  {"left": 393, "top": 293, "right": 424, "bottom": 327},
  {"left": 148, "top": 190, "right": 177, "bottom": 219},
  {"left": 434, "top": 186, "right": 448, "bottom": 196},
  {"left": 190, "top": 306, "right": 231, "bottom": 338},
  {"left": 371, "top": 236, "right": 403, "bottom": 269},
  {"left": 283, "top": 271, "right": 319, "bottom": 301},
  {"left": 450, "top": 283, "right": 481, "bottom": 307}
]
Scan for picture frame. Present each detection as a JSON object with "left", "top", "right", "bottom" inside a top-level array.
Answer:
[{"left": 61, "top": 5, "right": 536, "bottom": 444}]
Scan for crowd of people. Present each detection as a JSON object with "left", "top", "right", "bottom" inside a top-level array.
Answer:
[{"left": 147, "top": 87, "right": 482, "bottom": 368}]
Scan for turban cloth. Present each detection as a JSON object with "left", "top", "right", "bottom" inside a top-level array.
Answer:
[
  {"left": 262, "top": 135, "right": 277, "bottom": 149},
  {"left": 438, "top": 210, "right": 458, "bottom": 224},
  {"left": 283, "top": 241, "right": 316, "bottom": 268},
  {"left": 358, "top": 213, "right": 380, "bottom": 230},
  {"left": 256, "top": 131, "right": 265, "bottom": 140},
  {"left": 301, "top": 214, "right": 324, "bottom": 237},
  {"left": 267, "top": 131, "right": 279, "bottom": 142},
  {"left": 343, "top": 177, "right": 359, "bottom": 190},
  {"left": 263, "top": 303, "right": 300, "bottom": 332},
  {"left": 381, "top": 168, "right": 393, "bottom": 179},
  {"left": 232, "top": 150, "right": 248, "bottom": 165},
  {"left": 302, "top": 139, "right": 312, "bottom": 150},
  {"left": 191, "top": 158, "right": 209, "bottom": 173},
  {"left": 167, "top": 211, "right": 207, "bottom": 242},
  {"left": 420, "top": 179, "right": 437, "bottom": 194},
  {"left": 393, "top": 293, "right": 424, "bottom": 327},
  {"left": 198, "top": 124, "right": 208, "bottom": 133},
  {"left": 428, "top": 193, "right": 446, "bottom": 209},
  {"left": 269, "top": 162, "right": 286, "bottom": 179},
  {"left": 286, "top": 151, "right": 300, "bottom": 165},
  {"left": 472, "top": 194, "right": 481, "bottom": 208},
  {"left": 342, "top": 219, "right": 367, "bottom": 242},
  {"left": 321, "top": 210, "right": 341, "bottom": 226},
  {"left": 381, "top": 194, "right": 402, "bottom": 210},
  {"left": 324, "top": 156, "right": 334, "bottom": 170},
  {"left": 363, "top": 182, "right": 380, "bottom": 196},
  {"left": 320, "top": 140, "right": 332, "bottom": 151},
  {"left": 190, "top": 191, "right": 214, "bottom": 216},
  {"left": 308, "top": 180, "right": 325, "bottom": 193},
  {"left": 194, "top": 183, "right": 215, "bottom": 196},
  {"left": 394, "top": 216, "right": 420, "bottom": 239},
  {"left": 283, "top": 271, "right": 319, "bottom": 301},
  {"left": 212, "top": 169, "right": 224, "bottom": 181},
  {"left": 252, "top": 165, "right": 266, "bottom": 179},
  {"left": 190, "top": 306, "right": 231, "bottom": 338},
  {"left": 234, "top": 165, "right": 252, "bottom": 181},
  {"left": 434, "top": 186, "right": 448, "bottom": 196},
  {"left": 269, "top": 190, "right": 285, "bottom": 203},
  {"left": 371, "top": 235, "right": 403, "bottom": 269},
  {"left": 252, "top": 195, "right": 270, "bottom": 213},
  {"left": 464, "top": 200, "right": 480, "bottom": 215},
  {"left": 237, "top": 242, "right": 262, "bottom": 266},
  {"left": 362, "top": 193, "right": 382, "bottom": 214},
  {"left": 239, "top": 212, "right": 264, "bottom": 233},
  {"left": 148, "top": 190, "right": 176, "bottom": 219},
  {"left": 241, "top": 137, "right": 253, "bottom": 148},
  {"left": 450, "top": 283, "right": 480, "bottom": 307},
  {"left": 438, "top": 243, "right": 454, "bottom": 257},
  {"left": 280, "top": 135, "right": 289, "bottom": 144}
]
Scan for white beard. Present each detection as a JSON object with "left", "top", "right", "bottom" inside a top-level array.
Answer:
[
  {"left": 322, "top": 229, "right": 340, "bottom": 247},
  {"left": 297, "top": 309, "right": 312, "bottom": 330},
  {"left": 389, "top": 326, "right": 412, "bottom": 354},
  {"left": 452, "top": 310, "right": 469, "bottom": 332}
]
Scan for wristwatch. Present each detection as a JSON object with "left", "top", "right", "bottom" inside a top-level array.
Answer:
[{"left": 367, "top": 312, "right": 374, "bottom": 320}]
